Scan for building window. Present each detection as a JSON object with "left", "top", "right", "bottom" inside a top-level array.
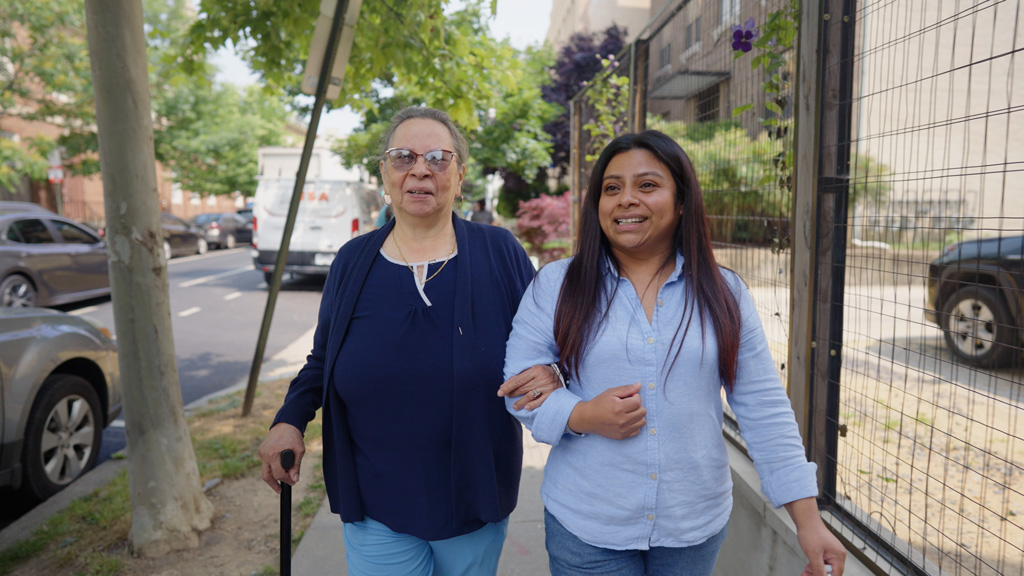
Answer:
[
  {"left": 697, "top": 84, "right": 720, "bottom": 122},
  {"left": 659, "top": 40, "right": 672, "bottom": 69},
  {"left": 686, "top": 16, "right": 702, "bottom": 49},
  {"left": 720, "top": 0, "right": 740, "bottom": 24}
]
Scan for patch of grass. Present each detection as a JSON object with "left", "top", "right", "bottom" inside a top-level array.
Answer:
[
  {"left": 884, "top": 418, "right": 901, "bottom": 431},
  {"left": 192, "top": 395, "right": 242, "bottom": 418},
  {"left": 254, "top": 566, "right": 277, "bottom": 576},
  {"left": 193, "top": 435, "right": 262, "bottom": 480},
  {"left": 914, "top": 413, "right": 933, "bottom": 426},
  {"left": 297, "top": 495, "right": 322, "bottom": 518},
  {"left": 80, "top": 551, "right": 124, "bottom": 576},
  {"left": 0, "top": 523, "right": 58, "bottom": 573},
  {"left": 305, "top": 421, "right": 323, "bottom": 440},
  {"left": 0, "top": 473, "right": 131, "bottom": 575}
]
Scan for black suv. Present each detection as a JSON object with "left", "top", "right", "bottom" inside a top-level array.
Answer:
[{"left": 924, "top": 235, "right": 1024, "bottom": 368}]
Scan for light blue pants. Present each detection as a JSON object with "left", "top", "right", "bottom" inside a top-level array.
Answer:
[
  {"left": 343, "top": 516, "right": 509, "bottom": 576},
  {"left": 544, "top": 508, "right": 727, "bottom": 576}
]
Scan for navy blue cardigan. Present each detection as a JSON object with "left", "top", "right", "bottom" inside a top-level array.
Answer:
[{"left": 273, "top": 214, "right": 535, "bottom": 537}]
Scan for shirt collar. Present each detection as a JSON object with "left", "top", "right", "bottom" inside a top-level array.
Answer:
[{"left": 599, "top": 250, "right": 686, "bottom": 282}]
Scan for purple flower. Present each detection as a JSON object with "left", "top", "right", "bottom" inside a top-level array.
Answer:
[{"left": 731, "top": 17, "right": 758, "bottom": 53}]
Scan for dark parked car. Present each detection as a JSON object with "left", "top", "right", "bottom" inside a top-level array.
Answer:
[
  {"left": 189, "top": 212, "right": 252, "bottom": 249},
  {"left": 924, "top": 235, "right": 1024, "bottom": 367},
  {"left": 0, "top": 307, "right": 121, "bottom": 500},
  {"left": 161, "top": 212, "right": 208, "bottom": 260},
  {"left": 0, "top": 210, "right": 110, "bottom": 308}
]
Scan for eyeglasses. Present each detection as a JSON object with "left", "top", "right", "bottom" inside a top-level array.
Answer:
[{"left": 384, "top": 148, "right": 458, "bottom": 174}]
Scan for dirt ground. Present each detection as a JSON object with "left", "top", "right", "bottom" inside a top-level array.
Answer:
[{"left": 7, "top": 376, "right": 326, "bottom": 576}]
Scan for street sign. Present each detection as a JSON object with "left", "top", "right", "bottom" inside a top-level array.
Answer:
[
  {"left": 47, "top": 166, "right": 64, "bottom": 184},
  {"left": 301, "top": 0, "right": 364, "bottom": 100}
]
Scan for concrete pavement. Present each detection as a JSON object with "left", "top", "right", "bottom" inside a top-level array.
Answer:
[{"left": 292, "top": 434, "right": 551, "bottom": 575}]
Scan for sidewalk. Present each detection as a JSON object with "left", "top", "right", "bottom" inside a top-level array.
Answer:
[{"left": 293, "top": 433, "right": 551, "bottom": 575}]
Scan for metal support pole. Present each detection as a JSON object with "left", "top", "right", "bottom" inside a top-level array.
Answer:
[{"left": 242, "top": 0, "right": 350, "bottom": 416}]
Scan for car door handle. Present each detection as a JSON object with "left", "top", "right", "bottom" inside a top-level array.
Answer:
[{"left": 309, "top": 226, "right": 322, "bottom": 231}]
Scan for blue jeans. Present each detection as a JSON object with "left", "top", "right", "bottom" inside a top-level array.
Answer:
[
  {"left": 544, "top": 509, "right": 727, "bottom": 576},
  {"left": 343, "top": 516, "right": 508, "bottom": 576}
]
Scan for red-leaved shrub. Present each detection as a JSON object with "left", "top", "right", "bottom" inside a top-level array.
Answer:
[{"left": 516, "top": 192, "right": 571, "bottom": 265}]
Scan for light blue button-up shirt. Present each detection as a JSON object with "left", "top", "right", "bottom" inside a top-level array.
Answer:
[{"left": 503, "top": 254, "right": 818, "bottom": 550}]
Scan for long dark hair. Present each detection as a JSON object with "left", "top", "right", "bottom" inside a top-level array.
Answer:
[{"left": 553, "top": 130, "right": 742, "bottom": 390}]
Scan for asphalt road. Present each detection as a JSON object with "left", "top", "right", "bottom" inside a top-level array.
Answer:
[{"left": 0, "top": 246, "right": 325, "bottom": 528}]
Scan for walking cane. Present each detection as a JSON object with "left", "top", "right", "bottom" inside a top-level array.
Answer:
[{"left": 280, "top": 449, "right": 295, "bottom": 576}]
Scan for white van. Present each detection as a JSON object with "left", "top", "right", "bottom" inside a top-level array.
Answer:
[{"left": 252, "top": 146, "right": 374, "bottom": 282}]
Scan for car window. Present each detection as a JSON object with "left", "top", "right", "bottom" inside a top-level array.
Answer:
[
  {"left": 51, "top": 220, "right": 101, "bottom": 244},
  {"left": 5, "top": 225, "right": 23, "bottom": 242},
  {"left": 161, "top": 213, "right": 186, "bottom": 226},
  {"left": 192, "top": 213, "right": 220, "bottom": 225},
  {"left": 9, "top": 219, "right": 55, "bottom": 244}
]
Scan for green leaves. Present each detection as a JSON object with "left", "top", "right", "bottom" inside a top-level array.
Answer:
[
  {"left": 0, "top": 138, "right": 51, "bottom": 194},
  {"left": 582, "top": 56, "right": 630, "bottom": 162},
  {"left": 187, "top": 0, "right": 513, "bottom": 130},
  {"left": 153, "top": 84, "right": 288, "bottom": 197},
  {"left": 732, "top": 103, "right": 755, "bottom": 117}
]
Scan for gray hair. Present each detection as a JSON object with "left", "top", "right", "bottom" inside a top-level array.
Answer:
[{"left": 380, "top": 106, "right": 468, "bottom": 167}]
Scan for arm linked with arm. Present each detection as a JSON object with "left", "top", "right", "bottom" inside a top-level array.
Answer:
[{"left": 502, "top": 265, "right": 584, "bottom": 445}]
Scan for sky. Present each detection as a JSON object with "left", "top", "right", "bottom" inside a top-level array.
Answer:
[{"left": 210, "top": 0, "right": 553, "bottom": 137}]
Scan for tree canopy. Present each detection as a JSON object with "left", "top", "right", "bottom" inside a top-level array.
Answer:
[
  {"left": 0, "top": 0, "right": 288, "bottom": 197},
  {"left": 187, "top": 0, "right": 517, "bottom": 131}
]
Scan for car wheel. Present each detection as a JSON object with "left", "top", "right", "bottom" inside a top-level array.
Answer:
[
  {"left": 225, "top": 234, "right": 237, "bottom": 249},
  {"left": 163, "top": 240, "right": 172, "bottom": 261},
  {"left": 196, "top": 237, "right": 209, "bottom": 255},
  {"left": 0, "top": 274, "right": 37, "bottom": 307},
  {"left": 21, "top": 374, "right": 103, "bottom": 501},
  {"left": 263, "top": 271, "right": 274, "bottom": 284},
  {"left": 941, "top": 286, "right": 1019, "bottom": 367}
]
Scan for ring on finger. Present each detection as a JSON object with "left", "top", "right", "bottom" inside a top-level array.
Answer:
[{"left": 531, "top": 388, "right": 541, "bottom": 399}]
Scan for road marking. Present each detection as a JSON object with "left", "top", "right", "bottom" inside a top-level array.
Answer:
[
  {"left": 69, "top": 306, "right": 99, "bottom": 316},
  {"left": 178, "top": 267, "right": 249, "bottom": 288},
  {"left": 179, "top": 307, "right": 201, "bottom": 317},
  {"left": 224, "top": 292, "right": 243, "bottom": 301}
]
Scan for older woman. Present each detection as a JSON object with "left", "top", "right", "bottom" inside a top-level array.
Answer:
[
  {"left": 501, "top": 130, "right": 847, "bottom": 576},
  {"left": 259, "top": 106, "right": 558, "bottom": 575}
]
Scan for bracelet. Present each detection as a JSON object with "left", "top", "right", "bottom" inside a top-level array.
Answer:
[{"left": 549, "top": 363, "right": 567, "bottom": 388}]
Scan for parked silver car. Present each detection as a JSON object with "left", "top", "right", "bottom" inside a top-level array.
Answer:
[
  {"left": 0, "top": 307, "right": 121, "bottom": 500},
  {"left": 0, "top": 209, "right": 110, "bottom": 308}
]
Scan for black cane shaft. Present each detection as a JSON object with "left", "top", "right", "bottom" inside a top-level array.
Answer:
[{"left": 281, "top": 449, "right": 295, "bottom": 576}]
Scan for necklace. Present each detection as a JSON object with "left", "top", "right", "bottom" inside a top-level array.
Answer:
[{"left": 392, "top": 232, "right": 456, "bottom": 284}]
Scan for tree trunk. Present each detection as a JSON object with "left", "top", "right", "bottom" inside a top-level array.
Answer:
[{"left": 83, "top": 0, "right": 213, "bottom": 557}]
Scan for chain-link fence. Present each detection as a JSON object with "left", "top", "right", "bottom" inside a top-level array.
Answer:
[{"left": 570, "top": 0, "right": 1023, "bottom": 574}]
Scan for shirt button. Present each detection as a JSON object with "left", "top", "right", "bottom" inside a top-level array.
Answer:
[
  {"left": 657, "top": 299, "right": 664, "bottom": 306},
  {"left": 650, "top": 473, "right": 658, "bottom": 480},
  {"left": 648, "top": 382, "right": 655, "bottom": 390},
  {"left": 647, "top": 513, "right": 655, "bottom": 521},
  {"left": 647, "top": 337, "right": 654, "bottom": 344},
  {"left": 649, "top": 429, "right": 657, "bottom": 436}
]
